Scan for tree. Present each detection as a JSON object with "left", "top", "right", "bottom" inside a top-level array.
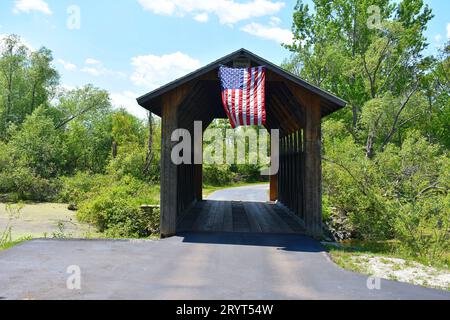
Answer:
[
  {"left": 27, "top": 47, "right": 59, "bottom": 114},
  {"left": 420, "top": 42, "right": 450, "bottom": 148},
  {"left": 9, "top": 106, "right": 65, "bottom": 178},
  {"left": 56, "top": 85, "right": 113, "bottom": 174},
  {"left": 284, "top": 0, "right": 434, "bottom": 157},
  {"left": 0, "top": 35, "right": 28, "bottom": 137},
  {"left": 55, "top": 84, "right": 111, "bottom": 129},
  {"left": 143, "top": 112, "right": 154, "bottom": 176},
  {"left": 0, "top": 36, "right": 60, "bottom": 138},
  {"left": 283, "top": 1, "right": 448, "bottom": 254}
]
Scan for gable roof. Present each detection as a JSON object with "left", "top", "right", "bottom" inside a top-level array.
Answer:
[{"left": 136, "top": 48, "right": 346, "bottom": 116}]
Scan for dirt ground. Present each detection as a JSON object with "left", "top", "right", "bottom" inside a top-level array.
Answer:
[{"left": 0, "top": 203, "right": 99, "bottom": 240}]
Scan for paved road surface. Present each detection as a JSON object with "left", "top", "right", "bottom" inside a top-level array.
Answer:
[
  {"left": 207, "top": 184, "right": 269, "bottom": 202},
  {"left": 0, "top": 234, "right": 448, "bottom": 300},
  {"left": 0, "top": 185, "right": 449, "bottom": 300}
]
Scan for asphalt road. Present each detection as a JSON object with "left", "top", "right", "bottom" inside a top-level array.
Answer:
[
  {"left": 1, "top": 234, "right": 449, "bottom": 300},
  {"left": 207, "top": 184, "right": 269, "bottom": 202},
  {"left": 0, "top": 185, "right": 448, "bottom": 300}
]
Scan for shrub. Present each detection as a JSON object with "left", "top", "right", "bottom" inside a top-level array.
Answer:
[
  {"left": 389, "top": 134, "right": 449, "bottom": 263},
  {"left": 106, "top": 147, "right": 147, "bottom": 181},
  {"left": 0, "top": 165, "right": 61, "bottom": 202},
  {"left": 323, "top": 136, "right": 395, "bottom": 240},
  {"left": 58, "top": 172, "right": 111, "bottom": 204},
  {"left": 323, "top": 129, "right": 449, "bottom": 262},
  {"left": 76, "top": 176, "right": 159, "bottom": 238},
  {"left": 203, "top": 164, "right": 234, "bottom": 186},
  {"left": 233, "top": 164, "right": 266, "bottom": 183},
  {"left": 395, "top": 194, "right": 449, "bottom": 263},
  {"left": 8, "top": 106, "right": 66, "bottom": 179}
]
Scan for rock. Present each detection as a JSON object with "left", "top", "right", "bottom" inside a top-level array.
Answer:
[{"left": 68, "top": 203, "right": 78, "bottom": 211}]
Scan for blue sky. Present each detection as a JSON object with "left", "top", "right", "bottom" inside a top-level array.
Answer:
[{"left": 0, "top": 0, "right": 449, "bottom": 118}]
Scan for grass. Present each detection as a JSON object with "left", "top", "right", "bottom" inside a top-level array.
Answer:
[
  {"left": 324, "top": 241, "right": 450, "bottom": 291},
  {"left": 324, "top": 239, "right": 450, "bottom": 272},
  {"left": 0, "top": 236, "right": 32, "bottom": 252},
  {"left": 203, "top": 181, "right": 269, "bottom": 198},
  {"left": 326, "top": 240, "right": 446, "bottom": 266}
]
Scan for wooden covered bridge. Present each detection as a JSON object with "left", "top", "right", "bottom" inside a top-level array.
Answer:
[{"left": 137, "top": 49, "right": 346, "bottom": 238}]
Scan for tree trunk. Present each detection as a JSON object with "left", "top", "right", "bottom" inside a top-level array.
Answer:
[
  {"left": 112, "top": 141, "right": 118, "bottom": 159},
  {"left": 30, "top": 83, "right": 37, "bottom": 114},
  {"left": 143, "top": 112, "right": 154, "bottom": 176},
  {"left": 366, "top": 133, "right": 375, "bottom": 159}
]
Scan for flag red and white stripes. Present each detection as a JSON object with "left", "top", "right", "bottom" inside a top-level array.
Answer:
[{"left": 218, "top": 65, "right": 266, "bottom": 128}]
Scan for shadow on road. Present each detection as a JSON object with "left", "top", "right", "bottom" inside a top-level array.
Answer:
[{"left": 178, "top": 231, "right": 324, "bottom": 253}]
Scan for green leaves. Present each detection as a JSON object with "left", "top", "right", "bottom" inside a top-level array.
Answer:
[
  {"left": 285, "top": 0, "right": 435, "bottom": 149},
  {"left": 9, "top": 106, "right": 65, "bottom": 179},
  {"left": 0, "top": 35, "right": 59, "bottom": 137},
  {"left": 76, "top": 175, "right": 160, "bottom": 237},
  {"left": 322, "top": 127, "right": 449, "bottom": 260}
]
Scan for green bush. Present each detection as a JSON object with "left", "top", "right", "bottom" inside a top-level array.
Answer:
[
  {"left": 0, "top": 165, "right": 61, "bottom": 202},
  {"left": 395, "top": 194, "right": 449, "bottom": 263},
  {"left": 76, "top": 176, "right": 159, "bottom": 238},
  {"left": 323, "top": 136, "right": 395, "bottom": 240},
  {"left": 106, "top": 147, "right": 147, "bottom": 181},
  {"left": 9, "top": 106, "right": 66, "bottom": 179},
  {"left": 233, "top": 164, "right": 266, "bottom": 183},
  {"left": 389, "top": 134, "right": 449, "bottom": 263},
  {"left": 203, "top": 164, "right": 267, "bottom": 186},
  {"left": 203, "top": 164, "right": 234, "bottom": 186},
  {"left": 323, "top": 129, "right": 449, "bottom": 262},
  {"left": 58, "top": 172, "right": 110, "bottom": 204}
]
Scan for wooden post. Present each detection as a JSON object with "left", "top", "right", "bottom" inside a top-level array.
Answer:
[
  {"left": 160, "top": 86, "right": 190, "bottom": 238},
  {"left": 194, "top": 164, "right": 203, "bottom": 201},
  {"left": 270, "top": 174, "right": 278, "bottom": 201},
  {"left": 303, "top": 93, "right": 322, "bottom": 238},
  {"left": 285, "top": 82, "right": 323, "bottom": 237},
  {"left": 194, "top": 119, "right": 203, "bottom": 201}
]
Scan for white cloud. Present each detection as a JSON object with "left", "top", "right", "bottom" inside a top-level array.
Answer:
[
  {"left": 137, "top": 0, "right": 285, "bottom": 25},
  {"left": 85, "top": 58, "right": 101, "bottom": 65},
  {"left": 57, "top": 59, "right": 77, "bottom": 71},
  {"left": 269, "top": 16, "right": 281, "bottom": 26},
  {"left": 194, "top": 13, "right": 209, "bottom": 23},
  {"left": 130, "top": 51, "right": 201, "bottom": 89},
  {"left": 81, "top": 67, "right": 102, "bottom": 76},
  {"left": 241, "top": 22, "right": 293, "bottom": 45},
  {"left": 80, "top": 60, "right": 126, "bottom": 78},
  {"left": 447, "top": 23, "right": 450, "bottom": 39},
  {"left": 111, "top": 91, "right": 148, "bottom": 119},
  {"left": 13, "top": 0, "right": 52, "bottom": 15},
  {"left": 434, "top": 34, "right": 442, "bottom": 43}
]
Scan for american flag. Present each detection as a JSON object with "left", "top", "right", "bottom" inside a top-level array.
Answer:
[{"left": 218, "top": 65, "right": 266, "bottom": 128}]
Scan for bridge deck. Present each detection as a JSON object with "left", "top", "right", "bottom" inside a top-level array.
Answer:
[{"left": 177, "top": 200, "right": 305, "bottom": 234}]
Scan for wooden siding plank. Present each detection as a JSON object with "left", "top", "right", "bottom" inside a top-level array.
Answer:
[
  {"left": 246, "top": 202, "right": 272, "bottom": 233},
  {"left": 203, "top": 200, "right": 219, "bottom": 231},
  {"left": 192, "top": 201, "right": 213, "bottom": 231},
  {"left": 222, "top": 201, "right": 233, "bottom": 232},
  {"left": 232, "top": 202, "right": 251, "bottom": 233},
  {"left": 243, "top": 202, "right": 263, "bottom": 233},
  {"left": 261, "top": 202, "right": 294, "bottom": 234},
  {"left": 212, "top": 201, "right": 226, "bottom": 232}
]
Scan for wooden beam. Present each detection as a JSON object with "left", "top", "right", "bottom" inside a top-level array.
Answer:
[
  {"left": 301, "top": 91, "right": 322, "bottom": 238},
  {"left": 160, "top": 84, "right": 192, "bottom": 238},
  {"left": 270, "top": 174, "right": 278, "bottom": 201},
  {"left": 276, "top": 83, "right": 306, "bottom": 128}
]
